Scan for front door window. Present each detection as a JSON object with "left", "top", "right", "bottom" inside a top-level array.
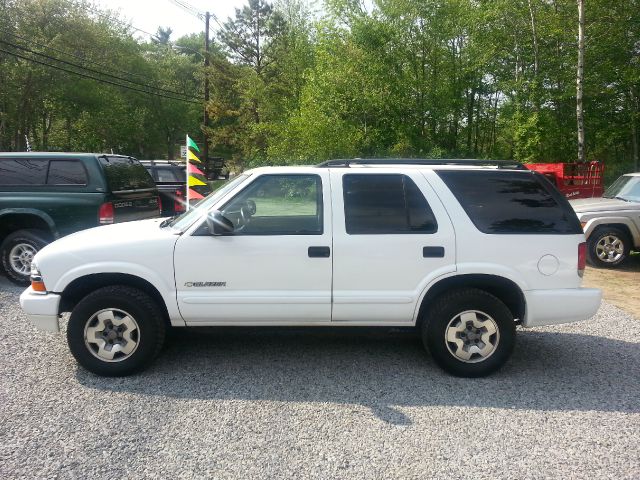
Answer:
[{"left": 220, "top": 174, "right": 323, "bottom": 235}]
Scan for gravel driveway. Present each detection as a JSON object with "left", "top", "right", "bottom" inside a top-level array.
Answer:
[{"left": 1, "top": 276, "right": 639, "bottom": 479}]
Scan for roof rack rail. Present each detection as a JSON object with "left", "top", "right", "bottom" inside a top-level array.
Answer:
[
  {"left": 139, "top": 159, "right": 185, "bottom": 166},
  {"left": 315, "top": 158, "right": 527, "bottom": 170}
]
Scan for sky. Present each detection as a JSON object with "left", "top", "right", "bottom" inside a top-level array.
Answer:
[{"left": 94, "top": 0, "right": 251, "bottom": 40}]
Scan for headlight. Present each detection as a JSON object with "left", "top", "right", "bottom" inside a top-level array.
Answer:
[
  {"left": 30, "top": 262, "right": 41, "bottom": 277},
  {"left": 29, "top": 262, "right": 47, "bottom": 293}
]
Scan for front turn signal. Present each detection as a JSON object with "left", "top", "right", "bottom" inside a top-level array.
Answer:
[{"left": 31, "top": 278, "right": 47, "bottom": 292}]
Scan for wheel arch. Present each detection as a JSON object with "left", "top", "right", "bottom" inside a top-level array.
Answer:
[
  {"left": 59, "top": 273, "right": 171, "bottom": 327},
  {"left": 0, "top": 210, "right": 57, "bottom": 244},
  {"left": 585, "top": 219, "right": 639, "bottom": 247},
  {"left": 416, "top": 274, "right": 526, "bottom": 326}
]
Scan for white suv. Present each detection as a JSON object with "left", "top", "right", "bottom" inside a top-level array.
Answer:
[{"left": 20, "top": 159, "right": 602, "bottom": 377}]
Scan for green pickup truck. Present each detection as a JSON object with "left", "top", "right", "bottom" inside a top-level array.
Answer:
[{"left": 0, "top": 153, "right": 160, "bottom": 285}]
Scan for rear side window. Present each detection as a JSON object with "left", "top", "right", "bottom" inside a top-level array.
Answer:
[
  {"left": 343, "top": 174, "right": 438, "bottom": 234},
  {"left": 0, "top": 159, "right": 48, "bottom": 185},
  {"left": 155, "top": 167, "right": 185, "bottom": 182},
  {"left": 47, "top": 160, "right": 87, "bottom": 185},
  {"left": 99, "top": 156, "right": 155, "bottom": 191},
  {"left": 437, "top": 170, "right": 582, "bottom": 234}
]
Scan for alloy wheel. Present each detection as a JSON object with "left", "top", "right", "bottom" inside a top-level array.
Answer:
[
  {"left": 445, "top": 310, "right": 500, "bottom": 363},
  {"left": 84, "top": 309, "right": 141, "bottom": 362},
  {"left": 8, "top": 243, "right": 37, "bottom": 275},
  {"left": 595, "top": 235, "right": 624, "bottom": 263}
]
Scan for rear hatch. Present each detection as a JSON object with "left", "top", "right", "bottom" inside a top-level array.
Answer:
[{"left": 98, "top": 156, "right": 160, "bottom": 223}]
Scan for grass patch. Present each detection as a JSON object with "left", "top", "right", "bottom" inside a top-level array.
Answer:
[{"left": 255, "top": 197, "right": 317, "bottom": 216}]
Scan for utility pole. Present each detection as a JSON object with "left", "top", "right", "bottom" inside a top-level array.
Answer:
[{"left": 203, "top": 11, "right": 210, "bottom": 173}]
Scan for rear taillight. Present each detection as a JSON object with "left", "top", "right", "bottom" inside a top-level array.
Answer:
[
  {"left": 174, "top": 189, "right": 186, "bottom": 213},
  {"left": 157, "top": 195, "right": 162, "bottom": 215},
  {"left": 98, "top": 202, "right": 114, "bottom": 224},
  {"left": 578, "top": 242, "right": 587, "bottom": 277}
]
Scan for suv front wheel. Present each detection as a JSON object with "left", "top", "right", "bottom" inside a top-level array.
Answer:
[
  {"left": 422, "top": 288, "right": 516, "bottom": 377},
  {"left": 67, "top": 286, "right": 166, "bottom": 376},
  {"left": 587, "top": 226, "right": 631, "bottom": 268}
]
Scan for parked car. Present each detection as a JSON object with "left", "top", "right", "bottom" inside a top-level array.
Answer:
[
  {"left": 20, "top": 159, "right": 601, "bottom": 378},
  {"left": 570, "top": 172, "right": 640, "bottom": 268},
  {"left": 140, "top": 160, "right": 213, "bottom": 216},
  {"left": 0, "top": 153, "right": 160, "bottom": 285}
]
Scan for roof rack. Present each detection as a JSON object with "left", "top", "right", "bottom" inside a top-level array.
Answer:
[
  {"left": 139, "top": 159, "right": 186, "bottom": 166},
  {"left": 315, "top": 158, "right": 527, "bottom": 170}
]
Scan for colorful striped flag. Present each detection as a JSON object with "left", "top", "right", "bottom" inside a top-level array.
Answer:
[
  {"left": 187, "top": 163, "right": 205, "bottom": 176},
  {"left": 185, "top": 134, "right": 208, "bottom": 207}
]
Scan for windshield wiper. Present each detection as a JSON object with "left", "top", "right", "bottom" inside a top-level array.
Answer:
[
  {"left": 160, "top": 215, "right": 178, "bottom": 227},
  {"left": 614, "top": 196, "right": 630, "bottom": 202}
]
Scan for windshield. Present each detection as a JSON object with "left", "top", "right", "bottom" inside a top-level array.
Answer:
[
  {"left": 165, "top": 174, "right": 250, "bottom": 231},
  {"left": 603, "top": 175, "right": 640, "bottom": 202}
]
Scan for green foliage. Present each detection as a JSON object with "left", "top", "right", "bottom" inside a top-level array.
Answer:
[
  {"left": 1, "top": 0, "right": 638, "bottom": 176},
  {"left": 0, "top": 0, "right": 201, "bottom": 158}
]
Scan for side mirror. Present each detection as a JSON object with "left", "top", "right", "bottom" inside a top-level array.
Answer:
[{"left": 206, "top": 210, "right": 234, "bottom": 235}]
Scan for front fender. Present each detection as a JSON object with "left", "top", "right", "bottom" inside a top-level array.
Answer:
[{"left": 52, "top": 262, "right": 182, "bottom": 325}]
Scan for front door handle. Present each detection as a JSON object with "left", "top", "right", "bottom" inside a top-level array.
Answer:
[
  {"left": 423, "top": 246, "right": 445, "bottom": 258},
  {"left": 308, "top": 246, "right": 330, "bottom": 258}
]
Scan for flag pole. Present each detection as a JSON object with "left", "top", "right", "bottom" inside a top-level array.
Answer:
[{"left": 185, "top": 134, "right": 190, "bottom": 209}]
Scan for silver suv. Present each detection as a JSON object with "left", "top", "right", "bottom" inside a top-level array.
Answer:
[{"left": 571, "top": 173, "right": 640, "bottom": 268}]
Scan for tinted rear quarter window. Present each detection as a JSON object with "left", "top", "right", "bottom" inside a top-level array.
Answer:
[
  {"left": 155, "top": 167, "right": 185, "bottom": 182},
  {"left": 99, "top": 156, "right": 155, "bottom": 191},
  {"left": 437, "top": 170, "right": 582, "bottom": 234},
  {"left": 0, "top": 159, "right": 48, "bottom": 185},
  {"left": 47, "top": 160, "right": 87, "bottom": 185}
]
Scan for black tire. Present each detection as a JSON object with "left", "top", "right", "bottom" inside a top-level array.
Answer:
[
  {"left": 67, "top": 286, "right": 166, "bottom": 376},
  {"left": 587, "top": 226, "right": 631, "bottom": 268},
  {"left": 422, "top": 288, "right": 516, "bottom": 378},
  {"left": 1, "top": 229, "right": 50, "bottom": 285}
]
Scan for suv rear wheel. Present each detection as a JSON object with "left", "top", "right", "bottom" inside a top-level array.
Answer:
[
  {"left": 587, "top": 226, "right": 631, "bottom": 268},
  {"left": 422, "top": 288, "right": 516, "bottom": 377},
  {"left": 1, "top": 229, "right": 50, "bottom": 285},
  {"left": 67, "top": 286, "right": 166, "bottom": 376}
]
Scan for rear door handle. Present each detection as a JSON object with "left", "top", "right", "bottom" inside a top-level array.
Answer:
[
  {"left": 308, "top": 246, "right": 330, "bottom": 258},
  {"left": 423, "top": 246, "right": 445, "bottom": 258}
]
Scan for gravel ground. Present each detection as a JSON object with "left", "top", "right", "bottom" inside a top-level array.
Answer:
[{"left": 1, "top": 275, "right": 639, "bottom": 479}]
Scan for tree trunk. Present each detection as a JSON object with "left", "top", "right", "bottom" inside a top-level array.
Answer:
[
  {"left": 576, "top": 0, "right": 586, "bottom": 163},
  {"left": 490, "top": 91, "right": 499, "bottom": 155},
  {"left": 466, "top": 87, "right": 476, "bottom": 154},
  {"left": 66, "top": 117, "right": 72, "bottom": 151},
  {"left": 528, "top": 0, "right": 539, "bottom": 78},
  {"left": 631, "top": 88, "right": 639, "bottom": 171}
]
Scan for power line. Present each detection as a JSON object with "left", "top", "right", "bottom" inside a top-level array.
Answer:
[
  {"left": 169, "top": 0, "right": 205, "bottom": 21},
  {"left": 77, "top": 3, "right": 206, "bottom": 61},
  {"left": 1, "top": 28, "right": 150, "bottom": 82},
  {"left": 0, "top": 47, "right": 201, "bottom": 104},
  {"left": 0, "top": 38, "right": 202, "bottom": 101}
]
